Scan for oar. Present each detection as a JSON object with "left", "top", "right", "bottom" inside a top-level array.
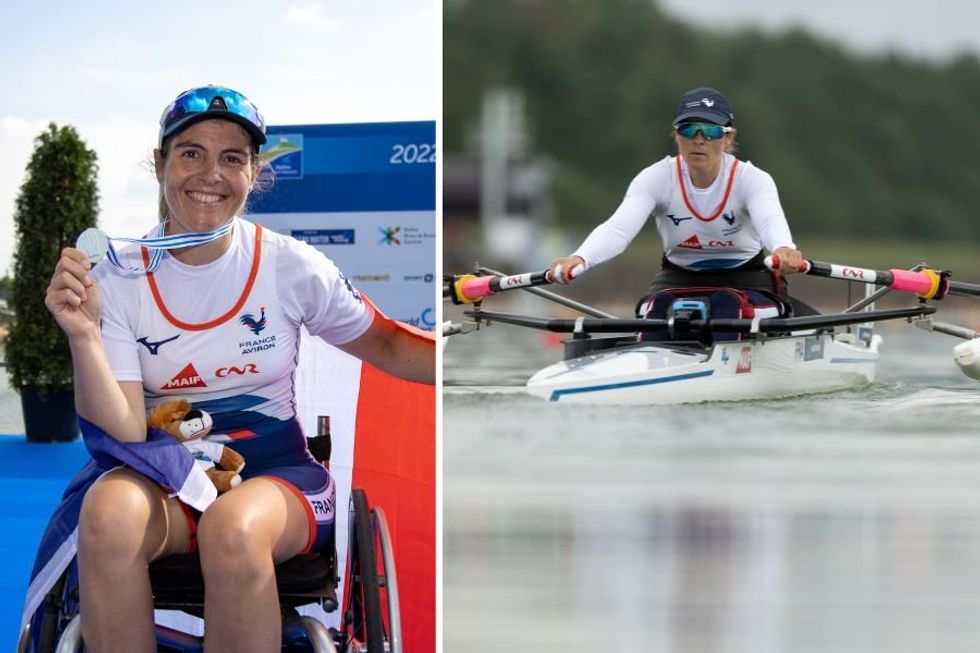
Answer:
[
  {"left": 445, "top": 268, "right": 616, "bottom": 318},
  {"left": 765, "top": 255, "right": 980, "bottom": 300},
  {"left": 913, "top": 318, "right": 980, "bottom": 381},
  {"left": 445, "top": 270, "right": 553, "bottom": 304},
  {"left": 476, "top": 266, "right": 615, "bottom": 318},
  {"left": 467, "top": 304, "right": 936, "bottom": 335}
]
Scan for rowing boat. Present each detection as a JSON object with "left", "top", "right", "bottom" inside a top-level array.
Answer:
[
  {"left": 444, "top": 258, "right": 979, "bottom": 405},
  {"left": 468, "top": 305, "right": 931, "bottom": 405},
  {"left": 526, "top": 330, "right": 879, "bottom": 404}
]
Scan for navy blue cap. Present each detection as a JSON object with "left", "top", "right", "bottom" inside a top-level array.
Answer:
[
  {"left": 159, "top": 86, "right": 266, "bottom": 149},
  {"left": 673, "top": 87, "right": 735, "bottom": 126}
]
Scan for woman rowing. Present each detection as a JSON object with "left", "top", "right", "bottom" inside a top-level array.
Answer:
[{"left": 549, "top": 86, "right": 812, "bottom": 315}]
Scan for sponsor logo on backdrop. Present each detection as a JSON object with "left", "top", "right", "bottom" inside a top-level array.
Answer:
[
  {"left": 162, "top": 363, "right": 207, "bottom": 390},
  {"left": 352, "top": 274, "right": 391, "bottom": 283},
  {"left": 399, "top": 307, "right": 435, "bottom": 331},
  {"left": 379, "top": 226, "right": 434, "bottom": 247},
  {"left": 260, "top": 134, "right": 303, "bottom": 179},
  {"left": 291, "top": 229, "right": 355, "bottom": 245},
  {"left": 379, "top": 226, "right": 401, "bottom": 245},
  {"left": 403, "top": 273, "right": 435, "bottom": 283}
]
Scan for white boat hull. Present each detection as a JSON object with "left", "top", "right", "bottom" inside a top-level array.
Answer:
[{"left": 526, "top": 332, "right": 881, "bottom": 405}]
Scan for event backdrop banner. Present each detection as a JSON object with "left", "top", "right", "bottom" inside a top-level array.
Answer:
[
  {"left": 248, "top": 121, "right": 436, "bottom": 652},
  {"left": 250, "top": 121, "right": 436, "bottom": 330}
]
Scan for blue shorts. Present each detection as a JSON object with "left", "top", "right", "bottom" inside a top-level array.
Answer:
[{"left": 180, "top": 460, "right": 336, "bottom": 554}]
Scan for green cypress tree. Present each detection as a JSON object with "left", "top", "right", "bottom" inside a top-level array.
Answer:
[{"left": 7, "top": 123, "right": 99, "bottom": 392}]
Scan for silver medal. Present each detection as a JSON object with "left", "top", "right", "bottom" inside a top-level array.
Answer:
[{"left": 76, "top": 227, "right": 109, "bottom": 265}]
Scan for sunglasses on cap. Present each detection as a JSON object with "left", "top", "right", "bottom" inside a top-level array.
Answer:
[
  {"left": 675, "top": 122, "right": 733, "bottom": 141},
  {"left": 159, "top": 85, "right": 266, "bottom": 147}
]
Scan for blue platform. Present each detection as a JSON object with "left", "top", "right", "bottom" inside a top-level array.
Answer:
[{"left": 0, "top": 435, "right": 89, "bottom": 648}]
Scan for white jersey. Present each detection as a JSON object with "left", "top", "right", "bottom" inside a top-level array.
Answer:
[
  {"left": 573, "top": 153, "right": 795, "bottom": 271},
  {"left": 93, "top": 218, "right": 374, "bottom": 450}
]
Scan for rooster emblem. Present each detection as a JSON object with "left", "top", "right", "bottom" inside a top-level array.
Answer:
[{"left": 239, "top": 307, "right": 267, "bottom": 335}]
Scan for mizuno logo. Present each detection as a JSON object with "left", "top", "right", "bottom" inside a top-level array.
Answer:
[
  {"left": 667, "top": 214, "right": 693, "bottom": 226},
  {"left": 161, "top": 363, "right": 207, "bottom": 390},
  {"left": 702, "top": 98, "right": 715, "bottom": 107},
  {"left": 137, "top": 334, "right": 180, "bottom": 355},
  {"left": 678, "top": 235, "right": 703, "bottom": 249}
]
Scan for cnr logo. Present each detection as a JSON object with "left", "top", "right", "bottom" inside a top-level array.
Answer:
[
  {"left": 216, "top": 363, "right": 259, "bottom": 377},
  {"left": 842, "top": 267, "right": 866, "bottom": 279}
]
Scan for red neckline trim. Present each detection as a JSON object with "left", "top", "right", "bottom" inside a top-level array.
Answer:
[
  {"left": 142, "top": 223, "right": 263, "bottom": 331},
  {"left": 675, "top": 155, "right": 740, "bottom": 222}
]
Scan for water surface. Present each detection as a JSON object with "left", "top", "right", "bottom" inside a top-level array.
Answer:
[{"left": 444, "top": 322, "right": 980, "bottom": 652}]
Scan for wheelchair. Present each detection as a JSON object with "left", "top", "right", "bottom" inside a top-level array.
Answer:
[{"left": 18, "top": 487, "right": 403, "bottom": 653}]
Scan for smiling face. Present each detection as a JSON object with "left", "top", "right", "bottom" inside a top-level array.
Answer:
[
  {"left": 674, "top": 125, "right": 736, "bottom": 187},
  {"left": 154, "top": 119, "right": 259, "bottom": 235}
]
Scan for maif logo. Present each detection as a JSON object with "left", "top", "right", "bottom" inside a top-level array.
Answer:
[
  {"left": 378, "top": 226, "right": 401, "bottom": 246},
  {"left": 239, "top": 307, "right": 267, "bottom": 335},
  {"left": 678, "top": 235, "right": 703, "bottom": 249},
  {"left": 161, "top": 363, "right": 207, "bottom": 390}
]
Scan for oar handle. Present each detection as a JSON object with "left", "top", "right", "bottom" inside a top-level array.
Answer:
[
  {"left": 765, "top": 255, "right": 951, "bottom": 299},
  {"left": 446, "top": 270, "right": 554, "bottom": 304},
  {"left": 764, "top": 254, "right": 811, "bottom": 274}
]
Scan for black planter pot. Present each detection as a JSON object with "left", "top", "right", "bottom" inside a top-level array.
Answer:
[{"left": 20, "top": 386, "right": 80, "bottom": 443}]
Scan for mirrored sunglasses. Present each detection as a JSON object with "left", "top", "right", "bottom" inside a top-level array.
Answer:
[
  {"left": 675, "top": 122, "right": 732, "bottom": 141},
  {"left": 160, "top": 86, "right": 265, "bottom": 141}
]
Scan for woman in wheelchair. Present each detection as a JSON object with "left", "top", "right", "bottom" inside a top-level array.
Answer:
[{"left": 39, "top": 85, "right": 435, "bottom": 652}]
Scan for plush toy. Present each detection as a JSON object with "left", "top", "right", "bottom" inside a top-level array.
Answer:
[{"left": 146, "top": 399, "right": 246, "bottom": 493}]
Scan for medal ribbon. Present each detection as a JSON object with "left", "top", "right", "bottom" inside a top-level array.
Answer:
[{"left": 78, "top": 221, "right": 235, "bottom": 274}]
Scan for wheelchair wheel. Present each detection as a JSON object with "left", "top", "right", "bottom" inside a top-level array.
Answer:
[
  {"left": 20, "top": 566, "right": 80, "bottom": 653},
  {"left": 371, "top": 505, "right": 402, "bottom": 653},
  {"left": 344, "top": 489, "right": 385, "bottom": 653}
]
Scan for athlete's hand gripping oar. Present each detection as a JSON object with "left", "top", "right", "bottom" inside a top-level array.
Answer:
[
  {"left": 763, "top": 254, "right": 974, "bottom": 300},
  {"left": 445, "top": 270, "right": 556, "bottom": 304}
]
